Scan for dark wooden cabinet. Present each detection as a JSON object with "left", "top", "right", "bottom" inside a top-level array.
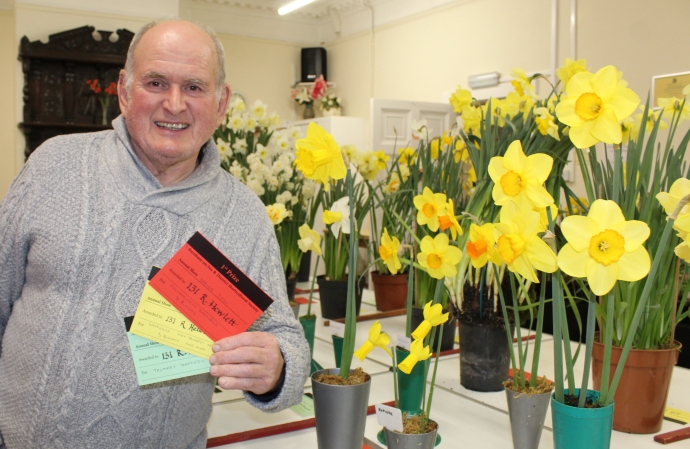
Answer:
[{"left": 18, "top": 25, "right": 134, "bottom": 159}]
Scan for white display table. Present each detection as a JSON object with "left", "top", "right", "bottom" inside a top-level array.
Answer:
[{"left": 206, "top": 284, "right": 690, "bottom": 448}]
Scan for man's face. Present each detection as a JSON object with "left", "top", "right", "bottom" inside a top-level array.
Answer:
[{"left": 118, "top": 22, "right": 230, "bottom": 174}]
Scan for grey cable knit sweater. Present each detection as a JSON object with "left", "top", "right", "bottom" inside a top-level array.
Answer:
[{"left": 0, "top": 116, "right": 310, "bottom": 449}]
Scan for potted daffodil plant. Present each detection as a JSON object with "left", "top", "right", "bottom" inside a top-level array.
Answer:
[{"left": 294, "top": 122, "right": 372, "bottom": 449}]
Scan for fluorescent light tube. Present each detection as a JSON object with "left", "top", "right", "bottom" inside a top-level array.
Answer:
[{"left": 278, "top": 0, "right": 317, "bottom": 15}]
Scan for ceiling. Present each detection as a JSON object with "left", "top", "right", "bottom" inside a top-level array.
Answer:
[{"left": 186, "top": 0, "right": 366, "bottom": 21}]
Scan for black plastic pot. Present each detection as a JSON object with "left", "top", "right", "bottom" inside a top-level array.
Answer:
[
  {"left": 297, "top": 251, "right": 312, "bottom": 282},
  {"left": 286, "top": 275, "right": 297, "bottom": 303},
  {"left": 459, "top": 320, "right": 514, "bottom": 392},
  {"left": 316, "top": 275, "right": 364, "bottom": 320},
  {"left": 410, "top": 306, "right": 456, "bottom": 353}
]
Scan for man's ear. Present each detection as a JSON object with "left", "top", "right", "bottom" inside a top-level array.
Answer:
[
  {"left": 216, "top": 83, "right": 231, "bottom": 126},
  {"left": 117, "top": 70, "right": 129, "bottom": 118}
]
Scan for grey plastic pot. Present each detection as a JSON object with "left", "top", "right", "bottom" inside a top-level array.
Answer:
[
  {"left": 311, "top": 368, "right": 371, "bottom": 449},
  {"left": 384, "top": 421, "right": 438, "bottom": 449},
  {"left": 506, "top": 388, "right": 551, "bottom": 449}
]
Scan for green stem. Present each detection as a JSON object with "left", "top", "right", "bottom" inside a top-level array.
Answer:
[
  {"left": 578, "top": 294, "right": 596, "bottom": 408},
  {"left": 306, "top": 255, "right": 321, "bottom": 317},
  {"left": 339, "top": 169, "right": 358, "bottom": 379},
  {"left": 494, "top": 265, "right": 519, "bottom": 387},
  {"left": 599, "top": 290, "right": 616, "bottom": 403},
  {"left": 423, "top": 323, "right": 444, "bottom": 432},
  {"left": 530, "top": 271, "right": 547, "bottom": 388}
]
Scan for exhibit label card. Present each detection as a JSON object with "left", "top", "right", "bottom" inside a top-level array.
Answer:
[
  {"left": 375, "top": 403, "right": 403, "bottom": 432},
  {"left": 130, "top": 282, "right": 214, "bottom": 359},
  {"left": 149, "top": 232, "right": 273, "bottom": 342},
  {"left": 125, "top": 316, "right": 211, "bottom": 386}
]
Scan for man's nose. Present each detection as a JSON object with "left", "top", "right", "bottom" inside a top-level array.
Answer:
[{"left": 163, "top": 85, "right": 186, "bottom": 114}]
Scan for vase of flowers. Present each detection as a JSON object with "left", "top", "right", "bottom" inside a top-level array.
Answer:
[
  {"left": 292, "top": 75, "right": 329, "bottom": 120},
  {"left": 321, "top": 94, "right": 342, "bottom": 116},
  {"left": 85, "top": 79, "right": 118, "bottom": 125}
]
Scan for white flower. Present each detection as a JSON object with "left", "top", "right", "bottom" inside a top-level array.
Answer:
[
  {"left": 328, "top": 196, "right": 351, "bottom": 236},
  {"left": 216, "top": 138, "right": 232, "bottom": 157},
  {"left": 269, "top": 112, "right": 280, "bottom": 126},
  {"left": 302, "top": 180, "right": 318, "bottom": 200},
  {"left": 276, "top": 191, "right": 292, "bottom": 204},
  {"left": 229, "top": 97, "right": 245, "bottom": 113},
  {"left": 232, "top": 139, "right": 248, "bottom": 155},
  {"left": 289, "top": 127, "right": 302, "bottom": 140},
  {"left": 267, "top": 176, "right": 280, "bottom": 191},
  {"left": 229, "top": 161, "right": 244, "bottom": 180},
  {"left": 296, "top": 88, "right": 311, "bottom": 104},
  {"left": 272, "top": 159, "right": 286, "bottom": 172},
  {"left": 276, "top": 137, "right": 291, "bottom": 152},
  {"left": 257, "top": 144, "right": 270, "bottom": 161},
  {"left": 247, "top": 178, "right": 265, "bottom": 196},
  {"left": 245, "top": 114, "right": 258, "bottom": 131},
  {"left": 252, "top": 99, "right": 267, "bottom": 118},
  {"left": 229, "top": 114, "right": 244, "bottom": 131},
  {"left": 411, "top": 119, "right": 431, "bottom": 141}
]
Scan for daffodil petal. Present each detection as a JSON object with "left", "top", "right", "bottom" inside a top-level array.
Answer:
[
  {"left": 616, "top": 247, "right": 651, "bottom": 282},
  {"left": 568, "top": 119, "right": 599, "bottom": 149},
  {"left": 398, "top": 354, "right": 419, "bottom": 375},
  {"left": 585, "top": 259, "right": 619, "bottom": 296},
  {"left": 523, "top": 182, "right": 555, "bottom": 208},
  {"left": 354, "top": 341, "right": 375, "bottom": 361},
  {"left": 608, "top": 86, "right": 640, "bottom": 120},
  {"left": 503, "top": 141, "right": 528, "bottom": 173},
  {"left": 589, "top": 65, "right": 618, "bottom": 102},
  {"left": 411, "top": 321, "right": 432, "bottom": 341},
  {"left": 524, "top": 153, "right": 554, "bottom": 182},
  {"left": 591, "top": 107, "right": 622, "bottom": 144},
  {"left": 610, "top": 220, "right": 650, "bottom": 251},
  {"left": 558, "top": 243, "right": 589, "bottom": 278},
  {"left": 561, "top": 215, "right": 599, "bottom": 252},
  {"left": 565, "top": 71, "right": 595, "bottom": 98},
  {"left": 510, "top": 254, "right": 538, "bottom": 283},
  {"left": 525, "top": 238, "right": 558, "bottom": 273},
  {"left": 555, "top": 98, "right": 583, "bottom": 127},
  {"left": 587, "top": 200, "right": 625, "bottom": 231}
]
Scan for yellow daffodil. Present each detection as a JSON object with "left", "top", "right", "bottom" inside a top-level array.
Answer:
[
  {"left": 397, "top": 147, "right": 417, "bottom": 165},
  {"left": 510, "top": 68, "right": 538, "bottom": 100},
  {"left": 379, "top": 228, "right": 402, "bottom": 274},
  {"left": 620, "top": 116, "right": 635, "bottom": 144},
  {"left": 632, "top": 107, "right": 669, "bottom": 138},
  {"left": 534, "top": 107, "right": 560, "bottom": 141},
  {"left": 398, "top": 338, "right": 432, "bottom": 375},
  {"left": 535, "top": 204, "right": 559, "bottom": 232},
  {"left": 430, "top": 138, "right": 442, "bottom": 160},
  {"left": 557, "top": 199, "right": 651, "bottom": 296},
  {"left": 488, "top": 140, "right": 555, "bottom": 211},
  {"left": 658, "top": 97, "right": 690, "bottom": 123},
  {"left": 454, "top": 139, "right": 469, "bottom": 163},
  {"left": 341, "top": 144, "right": 359, "bottom": 164},
  {"left": 411, "top": 301, "right": 449, "bottom": 341},
  {"left": 266, "top": 203, "right": 288, "bottom": 225},
  {"left": 413, "top": 187, "right": 448, "bottom": 232},
  {"left": 656, "top": 178, "right": 690, "bottom": 233},
  {"left": 383, "top": 173, "right": 401, "bottom": 194},
  {"left": 298, "top": 224, "right": 322, "bottom": 256},
  {"left": 373, "top": 150, "right": 390, "bottom": 171},
  {"left": 295, "top": 122, "right": 347, "bottom": 190},
  {"left": 354, "top": 320, "right": 392, "bottom": 360},
  {"left": 462, "top": 105, "right": 483, "bottom": 136},
  {"left": 556, "top": 65, "right": 640, "bottom": 149},
  {"left": 417, "top": 233, "right": 463, "bottom": 279},
  {"left": 449, "top": 86, "right": 473, "bottom": 113},
  {"left": 556, "top": 57, "right": 587, "bottom": 87},
  {"left": 438, "top": 199, "right": 463, "bottom": 239},
  {"left": 466, "top": 223, "right": 503, "bottom": 268},
  {"left": 495, "top": 202, "right": 558, "bottom": 283}
]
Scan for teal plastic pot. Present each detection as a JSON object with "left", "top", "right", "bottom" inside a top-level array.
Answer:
[
  {"left": 396, "top": 346, "right": 429, "bottom": 415},
  {"left": 299, "top": 315, "right": 316, "bottom": 358},
  {"left": 332, "top": 334, "right": 344, "bottom": 368},
  {"left": 551, "top": 389, "right": 614, "bottom": 449}
]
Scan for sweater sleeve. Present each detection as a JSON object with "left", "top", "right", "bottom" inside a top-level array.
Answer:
[
  {"left": 0, "top": 162, "right": 36, "bottom": 355},
  {"left": 242, "top": 225, "right": 311, "bottom": 413}
]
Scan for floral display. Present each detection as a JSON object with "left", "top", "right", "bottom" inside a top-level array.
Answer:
[
  {"left": 320, "top": 94, "right": 341, "bottom": 112},
  {"left": 214, "top": 97, "right": 320, "bottom": 279},
  {"left": 85, "top": 78, "right": 118, "bottom": 124}
]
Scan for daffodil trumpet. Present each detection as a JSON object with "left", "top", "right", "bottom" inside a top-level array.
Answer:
[{"left": 354, "top": 320, "right": 392, "bottom": 361}]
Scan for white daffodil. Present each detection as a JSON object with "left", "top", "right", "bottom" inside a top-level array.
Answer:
[
  {"left": 324, "top": 196, "right": 351, "bottom": 236},
  {"left": 252, "top": 99, "right": 267, "bottom": 118}
]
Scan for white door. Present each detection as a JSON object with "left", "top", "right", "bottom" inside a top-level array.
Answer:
[{"left": 370, "top": 98, "right": 455, "bottom": 154}]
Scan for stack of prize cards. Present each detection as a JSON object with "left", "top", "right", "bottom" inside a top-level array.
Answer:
[{"left": 125, "top": 232, "right": 273, "bottom": 385}]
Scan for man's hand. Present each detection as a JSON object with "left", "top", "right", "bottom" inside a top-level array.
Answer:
[{"left": 209, "top": 332, "right": 285, "bottom": 395}]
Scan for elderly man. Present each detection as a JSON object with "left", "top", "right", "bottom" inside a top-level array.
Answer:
[{"left": 0, "top": 20, "right": 310, "bottom": 449}]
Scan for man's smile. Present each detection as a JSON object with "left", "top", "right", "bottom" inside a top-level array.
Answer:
[{"left": 154, "top": 121, "right": 190, "bottom": 130}]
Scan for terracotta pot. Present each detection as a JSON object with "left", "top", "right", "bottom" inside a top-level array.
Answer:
[
  {"left": 592, "top": 340, "right": 681, "bottom": 434},
  {"left": 370, "top": 271, "right": 408, "bottom": 311}
]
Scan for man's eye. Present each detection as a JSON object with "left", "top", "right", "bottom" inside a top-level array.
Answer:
[
  {"left": 149, "top": 81, "right": 161, "bottom": 87},
  {"left": 189, "top": 85, "right": 200, "bottom": 91}
]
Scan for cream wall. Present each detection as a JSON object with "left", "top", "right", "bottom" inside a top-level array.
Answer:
[
  {"left": 218, "top": 34, "right": 301, "bottom": 123},
  {"left": 0, "top": 9, "right": 16, "bottom": 200}
]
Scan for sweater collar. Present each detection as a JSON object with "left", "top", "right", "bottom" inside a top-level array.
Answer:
[{"left": 105, "top": 115, "right": 222, "bottom": 215}]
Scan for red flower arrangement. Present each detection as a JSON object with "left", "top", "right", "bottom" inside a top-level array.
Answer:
[{"left": 86, "top": 79, "right": 118, "bottom": 124}]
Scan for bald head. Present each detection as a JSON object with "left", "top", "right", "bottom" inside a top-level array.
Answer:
[{"left": 124, "top": 20, "right": 226, "bottom": 99}]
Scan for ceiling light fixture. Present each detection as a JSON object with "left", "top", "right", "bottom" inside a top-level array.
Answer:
[{"left": 278, "top": 0, "right": 318, "bottom": 16}]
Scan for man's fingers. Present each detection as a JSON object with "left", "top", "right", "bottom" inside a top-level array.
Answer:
[
  {"left": 217, "top": 376, "right": 270, "bottom": 392},
  {"left": 213, "top": 332, "right": 275, "bottom": 352},
  {"left": 209, "top": 346, "right": 262, "bottom": 365}
]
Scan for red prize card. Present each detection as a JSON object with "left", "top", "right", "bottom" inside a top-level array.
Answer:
[{"left": 149, "top": 232, "right": 273, "bottom": 342}]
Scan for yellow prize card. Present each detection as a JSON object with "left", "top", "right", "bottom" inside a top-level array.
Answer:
[{"left": 131, "top": 282, "right": 214, "bottom": 359}]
